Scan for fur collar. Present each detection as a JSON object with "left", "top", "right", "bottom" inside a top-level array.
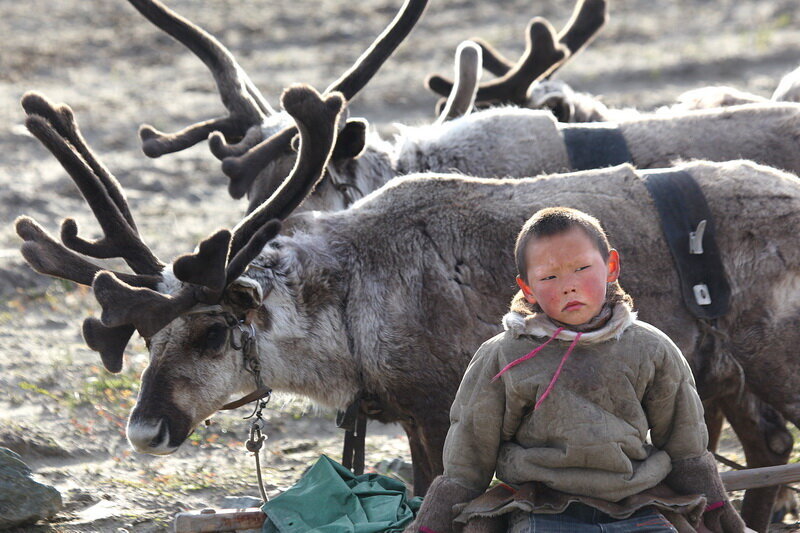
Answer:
[{"left": 502, "top": 302, "right": 636, "bottom": 344}]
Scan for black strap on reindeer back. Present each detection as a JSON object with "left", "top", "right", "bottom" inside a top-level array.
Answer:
[
  {"left": 337, "top": 398, "right": 367, "bottom": 475},
  {"left": 640, "top": 168, "right": 731, "bottom": 320},
  {"left": 561, "top": 123, "right": 633, "bottom": 171}
]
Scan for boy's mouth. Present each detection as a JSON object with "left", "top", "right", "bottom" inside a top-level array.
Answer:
[{"left": 562, "top": 300, "right": 584, "bottom": 312}]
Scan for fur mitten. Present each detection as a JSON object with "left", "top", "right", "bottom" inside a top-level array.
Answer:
[
  {"left": 702, "top": 505, "right": 746, "bottom": 533},
  {"left": 405, "top": 476, "right": 482, "bottom": 533},
  {"left": 663, "top": 451, "right": 745, "bottom": 533}
]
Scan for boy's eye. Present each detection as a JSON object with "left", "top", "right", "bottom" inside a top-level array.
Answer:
[
  {"left": 576, "top": 265, "right": 591, "bottom": 272},
  {"left": 539, "top": 275, "right": 556, "bottom": 281}
]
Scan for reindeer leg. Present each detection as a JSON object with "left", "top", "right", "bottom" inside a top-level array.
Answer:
[
  {"left": 401, "top": 407, "right": 449, "bottom": 497},
  {"left": 402, "top": 423, "right": 430, "bottom": 498},
  {"left": 721, "top": 393, "right": 793, "bottom": 532},
  {"left": 704, "top": 400, "right": 725, "bottom": 452}
]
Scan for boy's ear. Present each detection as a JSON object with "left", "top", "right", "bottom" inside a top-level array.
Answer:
[
  {"left": 606, "top": 249, "right": 621, "bottom": 283},
  {"left": 516, "top": 276, "right": 537, "bottom": 305}
]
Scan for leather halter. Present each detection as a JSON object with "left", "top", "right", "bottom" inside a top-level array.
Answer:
[
  {"left": 221, "top": 317, "right": 272, "bottom": 410},
  {"left": 183, "top": 306, "right": 272, "bottom": 411}
]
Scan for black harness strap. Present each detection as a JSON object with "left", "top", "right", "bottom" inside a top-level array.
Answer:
[
  {"left": 337, "top": 398, "right": 367, "bottom": 475},
  {"left": 561, "top": 123, "right": 633, "bottom": 171},
  {"left": 640, "top": 169, "right": 731, "bottom": 319}
]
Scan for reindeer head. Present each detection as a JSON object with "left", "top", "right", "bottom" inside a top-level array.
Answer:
[
  {"left": 17, "top": 85, "right": 346, "bottom": 454},
  {"left": 426, "top": 0, "right": 607, "bottom": 118},
  {"left": 127, "top": 0, "right": 428, "bottom": 212}
]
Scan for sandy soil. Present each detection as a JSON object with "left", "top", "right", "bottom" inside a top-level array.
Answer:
[{"left": 1, "top": 0, "right": 800, "bottom": 530}]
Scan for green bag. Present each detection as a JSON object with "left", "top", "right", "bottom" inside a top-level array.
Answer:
[{"left": 262, "top": 455, "right": 421, "bottom": 533}]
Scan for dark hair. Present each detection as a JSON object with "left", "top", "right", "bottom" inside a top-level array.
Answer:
[{"left": 514, "top": 207, "right": 611, "bottom": 283}]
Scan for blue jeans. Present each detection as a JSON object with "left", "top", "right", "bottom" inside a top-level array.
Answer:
[{"left": 508, "top": 502, "right": 678, "bottom": 532}]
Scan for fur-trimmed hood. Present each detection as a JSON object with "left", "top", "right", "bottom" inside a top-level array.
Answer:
[{"left": 502, "top": 301, "right": 637, "bottom": 344}]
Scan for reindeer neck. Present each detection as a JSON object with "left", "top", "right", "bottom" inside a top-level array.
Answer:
[
  {"left": 351, "top": 141, "right": 397, "bottom": 197},
  {"left": 246, "top": 234, "right": 360, "bottom": 410}
]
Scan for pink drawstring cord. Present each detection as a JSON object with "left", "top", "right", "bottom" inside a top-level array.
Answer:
[
  {"left": 705, "top": 501, "right": 725, "bottom": 512},
  {"left": 534, "top": 332, "right": 582, "bottom": 410},
  {"left": 491, "top": 328, "right": 584, "bottom": 410},
  {"left": 492, "top": 327, "right": 565, "bottom": 382}
]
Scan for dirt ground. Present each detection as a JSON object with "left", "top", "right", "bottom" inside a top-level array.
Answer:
[{"left": 1, "top": 0, "right": 800, "bottom": 531}]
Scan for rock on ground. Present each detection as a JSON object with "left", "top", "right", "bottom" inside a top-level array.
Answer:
[{"left": 0, "top": 448, "right": 62, "bottom": 530}]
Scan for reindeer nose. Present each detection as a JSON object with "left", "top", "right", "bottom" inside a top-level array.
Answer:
[{"left": 126, "top": 417, "right": 177, "bottom": 455}]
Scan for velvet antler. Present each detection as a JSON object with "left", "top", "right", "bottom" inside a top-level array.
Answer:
[
  {"left": 427, "top": 0, "right": 607, "bottom": 106},
  {"left": 93, "top": 85, "right": 343, "bottom": 337},
  {"left": 435, "top": 41, "right": 483, "bottom": 122},
  {"left": 17, "top": 93, "right": 167, "bottom": 372},
  {"left": 18, "top": 85, "right": 344, "bottom": 370},
  {"left": 230, "top": 85, "right": 344, "bottom": 256},
  {"left": 219, "top": 0, "right": 428, "bottom": 203},
  {"left": 128, "top": 0, "right": 426, "bottom": 204},
  {"left": 126, "top": 0, "right": 272, "bottom": 158},
  {"left": 428, "top": 18, "right": 566, "bottom": 106}
]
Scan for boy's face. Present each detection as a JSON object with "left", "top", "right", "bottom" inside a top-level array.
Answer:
[{"left": 517, "top": 227, "right": 620, "bottom": 325}]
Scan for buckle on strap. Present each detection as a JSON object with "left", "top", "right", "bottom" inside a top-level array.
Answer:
[{"left": 689, "top": 219, "right": 706, "bottom": 255}]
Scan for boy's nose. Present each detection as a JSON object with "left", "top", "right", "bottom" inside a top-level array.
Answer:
[{"left": 563, "top": 287, "right": 576, "bottom": 294}]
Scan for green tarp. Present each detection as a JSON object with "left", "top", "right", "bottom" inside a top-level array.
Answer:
[{"left": 262, "top": 455, "right": 421, "bottom": 533}]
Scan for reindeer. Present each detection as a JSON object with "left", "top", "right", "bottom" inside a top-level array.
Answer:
[
  {"left": 426, "top": 4, "right": 800, "bottom": 122},
  {"left": 17, "top": 87, "right": 800, "bottom": 530},
  {"left": 127, "top": 0, "right": 800, "bottom": 225}
]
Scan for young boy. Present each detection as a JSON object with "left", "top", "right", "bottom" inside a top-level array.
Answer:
[{"left": 408, "top": 208, "right": 745, "bottom": 533}]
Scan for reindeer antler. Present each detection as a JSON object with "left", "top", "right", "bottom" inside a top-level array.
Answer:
[
  {"left": 18, "top": 92, "right": 164, "bottom": 279},
  {"left": 219, "top": 0, "right": 428, "bottom": 201},
  {"left": 17, "top": 92, "right": 167, "bottom": 372},
  {"left": 427, "top": 0, "right": 607, "bottom": 106},
  {"left": 126, "top": 0, "right": 272, "bottom": 158},
  {"left": 18, "top": 86, "right": 343, "bottom": 369},
  {"left": 96, "top": 85, "right": 344, "bottom": 337},
  {"left": 229, "top": 87, "right": 344, "bottom": 257},
  {"left": 428, "top": 18, "right": 567, "bottom": 106},
  {"left": 128, "top": 0, "right": 426, "bottom": 202},
  {"left": 435, "top": 41, "right": 483, "bottom": 122}
]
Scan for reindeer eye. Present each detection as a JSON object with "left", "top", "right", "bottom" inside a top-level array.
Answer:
[{"left": 204, "top": 324, "right": 228, "bottom": 352}]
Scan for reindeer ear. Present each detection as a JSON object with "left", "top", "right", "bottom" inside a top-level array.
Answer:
[
  {"left": 542, "top": 94, "right": 574, "bottom": 122},
  {"left": 224, "top": 278, "right": 264, "bottom": 311},
  {"left": 290, "top": 119, "right": 367, "bottom": 161},
  {"left": 331, "top": 119, "right": 367, "bottom": 160}
]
